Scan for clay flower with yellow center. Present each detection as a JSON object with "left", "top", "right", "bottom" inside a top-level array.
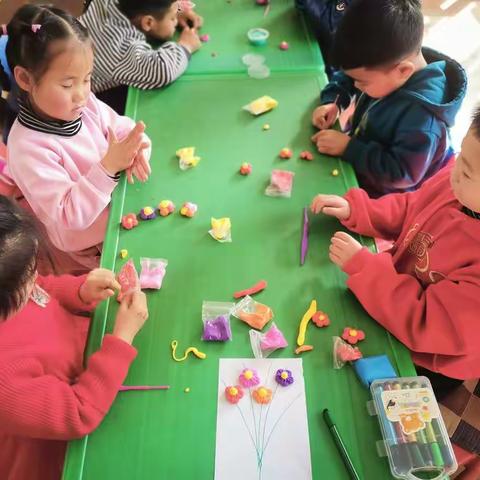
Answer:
[
  {"left": 238, "top": 368, "right": 260, "bottom": 388},
  {"left": 312, "top": 311, "right": 330, "bottom": 327},
  {"left": 341, "top": 327, "right": 366, "bottom": 345},
  {"left": 252, "top": 386, "right": 272, "bottom": 404},
  {"left": 139, "top": 206, "right": 156, "bottom": 220},
  {"left": 225, "top": 385, "right": 244, "bottom": 404},
  {"left": 275, "top": 369, "right": 294, "bottom": 387}
]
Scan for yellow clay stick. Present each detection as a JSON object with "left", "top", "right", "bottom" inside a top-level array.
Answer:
[{"left": 296, "top": 300, "right": 317, "bottom": 346}]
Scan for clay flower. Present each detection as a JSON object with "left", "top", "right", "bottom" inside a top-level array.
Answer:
[
  {"left": 225, "top": 385, "right": 244, "bottom": 404},
  {"left": 121, "top": 213, "right": 138, "bottom": 230},
  {"left": 341, "top": 327, "right": 365, "bottom": 345},
  {"left": 275, "top": 369, "right": 294, "bottom": 387},
  {"left": 158, "top": 200, "right": 175, "bottom": 217},
  {"left": 238, "top": 368, "right": 260, "bottom": 388},
  {"left": 300, "top": 150, "right": 314, "bottom": 161},
  {"left": 337, "top": 343, "right": 363, "bottom": 362},
  {"left": 139, "top": 206, "right": 156, "bottom": 220},
  {"left": 252, "top": 386, "right": 272, "bottom": 404},
  {"left": 312, "top": 311, "right": 330, "bottom": 327}
]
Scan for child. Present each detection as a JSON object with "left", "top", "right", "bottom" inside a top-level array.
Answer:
[
  {"left": 311, "top": 0, "right": 467, "bottom": 197},
  {"left": 310, "top": 107, "right": 480, "bottom": 462},
  {"left": 294, "top": 0, "right": 351, "bottom": 78},
  {"left": 0, "top": 5, "right": 152, "bottom": 271},
  {"left": 0, "top": 195, "right": 149, "bottom": 480},
  {"left": 80, "top": 0, "right": 202, "bottom": 113}
]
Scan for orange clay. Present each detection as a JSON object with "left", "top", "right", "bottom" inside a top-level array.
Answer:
[
  {"left": 238, "top": 304, "right": 273, "bottom": 329},
  {"left": 295, "top": 345, "right": 314, "bottom": 354}
]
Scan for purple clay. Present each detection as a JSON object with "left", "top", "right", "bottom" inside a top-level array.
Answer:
[
  {"left": 139, "top": 207, "right": 157, "bottom": 220},
  {"left": 202, "top": 315, "right": 232, "bottom": 341}
]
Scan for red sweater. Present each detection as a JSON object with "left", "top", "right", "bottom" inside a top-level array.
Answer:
[
  {"left": 0, "top": 275, "right": 137, "bottom": 480},
  {"left": 341, "top": 163, "right": 480, "bottom": 380}
]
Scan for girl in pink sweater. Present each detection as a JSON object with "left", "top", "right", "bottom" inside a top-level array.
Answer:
[
  {"left": 0, "top": 195, "right": 149, "bottom": 480},
  {"left": 0, "top": 5, "right": 152, "bottom": 271}
]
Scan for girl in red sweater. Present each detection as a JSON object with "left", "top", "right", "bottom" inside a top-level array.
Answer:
[{"left": 0, "top": 196, "right": 149, "bottom": 480}]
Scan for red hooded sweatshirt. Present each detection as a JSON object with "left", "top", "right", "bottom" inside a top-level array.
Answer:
[
  {"left": 340, "top": 163, "right": 480, "bottom": 380},
  {"left": 0, "top": 274, "right": 137, "bottom": 480}
]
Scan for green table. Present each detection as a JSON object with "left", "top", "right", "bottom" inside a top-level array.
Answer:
[
  {"left": 185, "top": 0, "right": 323, "bottom": 75},
  {"left": 63, "top": 70, "right": 415, "bottom": 479}
]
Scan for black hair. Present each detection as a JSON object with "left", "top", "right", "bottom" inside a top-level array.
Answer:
[
  {"left": 0, "top": 4, "right": 90, "bottom": 129},
  {"left": 331, "top": 0, "right": 424, "bottom": 70},
  {"left": 472, "top": 106, "right": 480, "bottom": 139},
  {"left": 118, "top": 0, "right": 176, "bottom": 20},
  {"left": 0, "top": 196, "right": 40, "bottom": 319}
]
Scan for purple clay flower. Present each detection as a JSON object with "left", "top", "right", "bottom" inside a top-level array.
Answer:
[{"left": 275, "top": 369, "right": 294, "bottom": 387}]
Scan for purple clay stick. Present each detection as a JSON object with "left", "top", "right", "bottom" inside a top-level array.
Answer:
[{"left": 301, "top": 207, "right": 309, "bottom": 265}]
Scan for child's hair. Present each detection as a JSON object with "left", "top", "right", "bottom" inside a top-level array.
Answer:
[
  {"left": 0, "top": 196, "right": 40, "bottom": 319},
  {"left": 331, "top": 0, "right": 423, "bottom": 70},
  {"left": 118, "top": 0, "right": 176, "bottom": 20},
  {"left": 0, "top": 4, "right": 90, "bottom": 124}
]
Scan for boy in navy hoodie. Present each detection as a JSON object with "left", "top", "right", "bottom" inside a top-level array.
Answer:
[{"left": 311, "top": 0, "right": 467, "bottom": 197}]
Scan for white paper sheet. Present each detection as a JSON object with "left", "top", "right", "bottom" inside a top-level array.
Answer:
[{"left": 214, "top": 358, "right": 312, "bottom": 480}]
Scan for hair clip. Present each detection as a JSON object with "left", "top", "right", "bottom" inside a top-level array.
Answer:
[
  {"left": 178, "top": 1, "right": 196, "bottom": 12},
  {"left": 1, "top": 24, "right": 7, "bottom": 36},
  {"left": 31, "top": 24, "right": 42, "bottom": 33}
]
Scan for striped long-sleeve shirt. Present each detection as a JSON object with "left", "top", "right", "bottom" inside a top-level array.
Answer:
[{"left": 79, "top": 0, "right": 191, "bottom": 92}]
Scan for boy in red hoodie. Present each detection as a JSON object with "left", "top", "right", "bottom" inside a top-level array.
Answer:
[{"left": 311, "top": 107, "right": 480, "bottom": 391}]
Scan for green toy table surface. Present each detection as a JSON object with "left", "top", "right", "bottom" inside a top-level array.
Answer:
[
  {"left": 184, "top": 0, "right": 323, "bottom": 75},
  {"left": 63, "top": 72, "right": 415, "bottom": 480}
]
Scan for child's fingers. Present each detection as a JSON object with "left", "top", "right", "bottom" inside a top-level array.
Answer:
[
  {"left": 322, "top": 206, "right": 342, "bottom": 217},
  {"left": 126, "top": 168, "right": 134, "bottom": 184},
  {"left": 329, "top": 251, "right": 341, "bottom": 266},
  {"left": 334, "top": 231, "right": 354, "bottom": 242}
]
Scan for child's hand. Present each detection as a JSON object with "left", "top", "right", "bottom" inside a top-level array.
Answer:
[
  {"left": 178, "top": 10, "right": 204, "bottom": 29},
  {"left": 79, "top": 268, "right": 121, "bottom": 304},
  {"left": 126, "top": 141, "right": 151, "bottom": 184},
  {"left": 113, "top": 291, "right": 149, "bottom": 345},
  {"left": 178, "top": 26, "right": 202, "bottom": 54},
  {"left": 310, "top": 194, "right": 351, "bottom": 219},
  {"left": 311, "top": 130, "right": 351, "bottom": 156},
  {"left": 312, "top": 104, "right": 339, "bottom": 130},
  {"left": 329, "top": 231, "right": 363, "bottom": 268},
  {"left": 101, "top": 122, "right": 148, "bottom": 177}
]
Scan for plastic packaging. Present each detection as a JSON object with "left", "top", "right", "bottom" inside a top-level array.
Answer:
[
  {"left": 209, "top": 217, "right": 232, "bottom": 242},
  {"left": 242, "top": 95, "right": 278, "bottom": 116},
  {"left": 265, "top": 169, "right": 295, "bottom": 197},
  {"left": 249, "top": 322, "right": 288, "bottom": 358},
  {"left": 139, "top": 257, "right": 168, "bottom": 289},
  {"left": 117, "top": 259, "right": 140, "bottom": 301},
  {"left": 201, "top": 301, "right": 234, "bottom": 341},
  {"left": 232, "top": 295, "right": 273, "bottom": 329},
  {"left": 332, "top": 336, "right": 363, "bottom": 369},
  {"left": 370, "top": 376, "right": 457, "bottom": 480},
  {"left": 247, "top": 28, "right": 269, "bottom": 46}
]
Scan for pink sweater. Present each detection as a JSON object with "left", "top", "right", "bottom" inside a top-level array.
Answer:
[{"left": 5, "top": 93, "right": 150, "bottom": 252}]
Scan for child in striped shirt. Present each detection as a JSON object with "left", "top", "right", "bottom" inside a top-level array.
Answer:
[{"left": 80, "top": 0, "right": 202, "bottom": 113}]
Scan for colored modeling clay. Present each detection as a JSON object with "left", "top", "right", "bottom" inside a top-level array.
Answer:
[
  {"left": 180, "top": 202, "right": 198, "bottom": 217},
  {"left": 233, "top": 279, "right": 267, "bottom": 299},
  {"left": 117, "top": 259, "right": 140, "bottom": 302},
  {"left": 184, "top": 387, "right": 190, "bottom": 393},
  {"left": 158, "top": 200, "right": 175, "bottom": 217},
  {"left": 275, "top": 369, "right": 294, "bottom": 387},
  {"left": 225, "top": 385, "right": 244, "bottom": 404},
  {"left": 279, "top": 41, "right": 289, "bottom": 50},
  {"left": 300, "top": 150, "right": 314, "bottom": 161},
  {"left": 243, "top": 95, "right": 278, "bottom": 116},
  {"left": 176, "top": 147, "right": 201, "bottom": 170},
  {"left": 239, "top": 162, "right": 252, "bottom": 175},
  {"left": 119, "top": 249, "right": 128, "bottom": 259},
  {"left": 332, "top": 168, "right": 339, "bottom": 177},
  {"left": 139, "top": 257, "right": 167, "bottom": 289},
  {"left": 341, "top": 327, "right": 366, "bottom": 345},
  {"left": 296, "top": 299, "right": 317, "bottom": 346},
  {"left": 247, "top": 28, "right": 270, "bottom": 47},
  {"left": 301, "top": 207, "right": 309, "bottom": 265},
  {"left": 139, "top": 206, "right": 156, "bottom": 220},
  {"left": 121, "top": 213, "right": 138, "bottom": 230},
  {"left": 199, "top": 33, "right": 210, "bottom": 42},
  {"left": 171, "top": 340, "right": 207, "bottom": 362},
  {"left": 279, "top": 147, "right": 292, "bottom": 159},
  {"left": 202, "top": 315, "right": 232, "bottom": 341},
  {"left": 312, "top": 310, "right": 330, "bottom": 327},
  {"left": 233, "top": 295, "right": 273, "bottom": 329},
  {"left": 295, "top": 344, "right": 314, "bottom": 354},
  {"left": 250, "top": 322, "right": 287, "bottom": 358},
  {"left": 253, "top": 386, "right": 272, "bottom": 404},
  {"left": 262, "top": 123, "right": 270, "bottom": 130},
  {"left": 265, "top": 169, "right": 295, "bottom": 197},
  {"left": 333, "top": 336, "right": 363, "bottom": 369},
  {"left": 238, "top": 368, "right": 260, "bottom": 388},
  {"left": 209, "top": 217, "right": 232, "bottom": 242}
]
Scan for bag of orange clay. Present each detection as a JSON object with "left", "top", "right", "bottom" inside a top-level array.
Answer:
[{"left": 231, "top": 295, "right": 273, "bottom": 330}]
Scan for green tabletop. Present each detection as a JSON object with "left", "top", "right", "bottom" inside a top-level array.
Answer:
[
  {"left": 63, "top": 71, "right": 415, "bottom": 480},
  {"left": 185, "top": 0, "right": 323, "bottom": 75}
]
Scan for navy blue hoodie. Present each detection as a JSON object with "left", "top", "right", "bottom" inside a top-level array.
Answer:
[{"left": 320, "top": 48, "right": 467, "bottom": 197}]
